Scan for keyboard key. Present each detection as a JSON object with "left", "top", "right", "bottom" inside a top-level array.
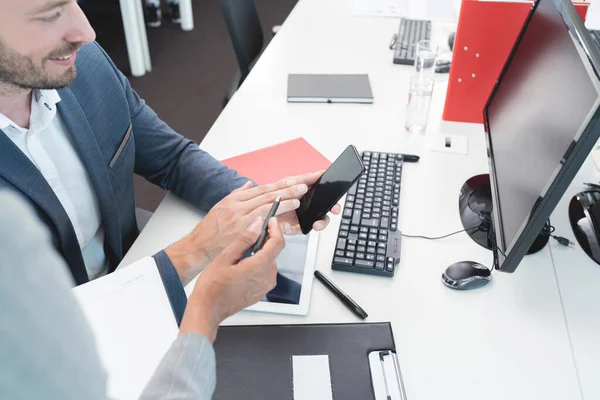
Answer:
[
  {"left": 368, "top": 234, "right": 378, "bottom": 241},
  {"left": 380, "top": 217, "right": 389, "bottom": 229},
  {"left": 361, "top": 218, "right": 379, "bottom": 228},
  {"left": 390, "top": 224, "right": 397, "bottom": 231},
  {"left": 375, "top": 262, "right": 385, "bottom": 270},
  {"left": 377, "top": 247, "right": 386, "bottom": 255},
  {"left": 356, "top": 252, "right": 365, "bottom": 259},
  {"left": 367, "top": 247, "right": 376, "bottom": 254},
  {"left": 358, "top": 240, "right": 367, "bottom": 246},
  {"left": 347, "top": 238, "right": 357, "bottom": 245},
  {"left": 333, "top": 257, "right": 353, "bottom": 266},
  {"left": 360, "top": 227, "right": 369, "bottom": 233},
  {"left": 347, "top": 195, "right": 355, "bottom": 202},
  {"left": 370, "top": 228, "right": 379, "bottom": 234},
  {"left": 350, "top": 225, "right": 359, "bottom": 233},
  {"left": 366, "top": 254, "right": 376, "bottom": 261},
  {"left": 386, "top": 264, "right": 395, "bottom": 273},
  {"left": 346, "top": 202, "right": 354, "bottom": 209},
  {"left": 359, "top": 232, "right": 368, "bottom": 240},
  {"left": 377, "top": 255, "right": 386, "bottom": 262},
  {"left": 348, "top": 233, "right": 359, "bottom": 241},
  {"left": 347, "top": 245, "right": 356, "bottom": 252},
  {"left": 363, "top": 213, "right": 371, "bottom": 219},
  {"left": 378, "top": 234, "right": 387, "bottom": 242},
  {"left": 368, "top": 241, "right": 377, "bottom": 247},
  {"left": 336, "top": 238, "right": 346, "bottom": 250},
  {"left": 392, "top": 218, "right": 398, "bottom": 224},
  {"left": 342, "top": 208, "right": 353, "bottom": 219},
  {"left": 335, "top": 250, "right": 345, "bottom": 257},
  {"left": 393, "top": 199, "right": 399, "bottom": 206},
  {"left": 372, "top": 213, "right": 381, "bottom": 219},
  {"left": 352, "top": 210, "right": 362, "bottom": 225},
  {"left": 355, "top": 260, "right": 375, "bottom": 269},
  {"left": 339, "top": 230, "right": 349, "bottom": 238},
  {"left": 357, "top": 246, "right": 366, "bottom": 253},
  {"left": 345, "top": 251, "right": 355, "bottom": 258}
]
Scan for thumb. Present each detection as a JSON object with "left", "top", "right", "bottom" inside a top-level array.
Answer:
[{"left": 220, "top": 217, "right": 263, "bottom": 263}]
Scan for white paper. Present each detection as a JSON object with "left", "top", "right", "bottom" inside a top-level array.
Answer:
[
  {"left": 73, "top": 258, "right": 179, "bottom": 400},
  {"left": 292, "top": 355, "right": 334, "bottom": 400},
  {"left": 405, "top": 0, "right": 459, "bottom": 21},
  {"left": 352, "top": 0, "right": 403, "bottom": 17}
]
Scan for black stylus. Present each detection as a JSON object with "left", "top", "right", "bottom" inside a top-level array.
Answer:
[
  {"left": 399, "top": 153, "right": 419, "bottom": 163},
  {"left": 250, "top": 197, "right": 281, "bottom": 255},
  {"left": 314, "top": 270, "right": 368, "bottom": 319}
]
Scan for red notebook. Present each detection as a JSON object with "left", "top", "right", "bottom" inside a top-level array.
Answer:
[
  {"left": 221, "top": 138, "right": 331, "bottom": 184},
  {"left": 442, "top": 0, "right": 589, "bottom": 124}
]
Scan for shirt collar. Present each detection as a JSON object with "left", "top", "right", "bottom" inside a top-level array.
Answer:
[{"left": 0, "top": 89, "right": 61, "bottom": 132}]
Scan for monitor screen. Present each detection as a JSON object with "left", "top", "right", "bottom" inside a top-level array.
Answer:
[{"left": 484, "top": 0, "right": 600, "bottom": 272}]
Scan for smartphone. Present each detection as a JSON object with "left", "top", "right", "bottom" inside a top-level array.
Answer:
[{"left": 296, "top": 145, "right": 365, "bottom": 234}]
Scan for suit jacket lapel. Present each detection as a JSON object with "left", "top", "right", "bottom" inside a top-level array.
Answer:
[
  {"left": 57, "top": 88, "right": 123, "bottom": 266},
  {"left": 0, "top": 129, "right": 89, "bottom": 284}
]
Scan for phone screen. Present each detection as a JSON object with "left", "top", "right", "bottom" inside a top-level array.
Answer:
[{"left": 296, "top": 145, "right": 365, "bottom": 234}]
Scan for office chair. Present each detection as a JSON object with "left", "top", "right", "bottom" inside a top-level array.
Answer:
[{"left": 219, "top": 0, "right": 264, "bottom": 107}]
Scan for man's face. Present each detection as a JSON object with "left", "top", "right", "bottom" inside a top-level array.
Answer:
[{"left": 0, "top": 0, "right": 96, "bottom": 90}]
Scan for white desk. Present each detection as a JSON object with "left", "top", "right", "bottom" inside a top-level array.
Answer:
[
  {"left": 548, "top": 155, "right": 600, "bottom": 400},
  {"left": 119, "top": 0, "right": 583, "bottom": 398}
]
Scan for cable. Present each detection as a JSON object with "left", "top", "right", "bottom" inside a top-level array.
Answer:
[{"left": 401, "top": 225, "right": 480, "bottom": 240}]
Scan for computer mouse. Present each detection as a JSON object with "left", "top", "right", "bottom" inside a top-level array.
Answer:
[{"left": 441, "top": 261, "right": 491, "bottom": 290}]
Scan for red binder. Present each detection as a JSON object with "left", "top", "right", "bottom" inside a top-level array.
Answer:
[
  {"left": 221, "top": 138, "right": 331, "bottom": 185},
  {"left": 442, "top": 0, "right": 589, "bottom": 124}
]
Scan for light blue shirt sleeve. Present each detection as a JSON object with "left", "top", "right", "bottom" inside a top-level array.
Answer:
[{"left": 0, "top": 190, "right": 216, "bottom": 400}]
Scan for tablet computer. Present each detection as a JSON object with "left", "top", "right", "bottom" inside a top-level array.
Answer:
[
  {"left": 245, "top": 232, "right": 318, "bottom": 315},
  {"left": 184, "top": 232, "right": 318, "bottom": 316}
]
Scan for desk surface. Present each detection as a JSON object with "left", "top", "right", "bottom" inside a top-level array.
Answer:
[{"left": 120, "top": 1, "right": 585, "bottom": 399}]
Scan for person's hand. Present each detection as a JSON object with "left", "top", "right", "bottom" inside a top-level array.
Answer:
[
  {"left": 165, "top": 170, "right": 341, "bottom": 284},
  {"left": 179, "top": 217, "right": 285, "bottom": 342}
]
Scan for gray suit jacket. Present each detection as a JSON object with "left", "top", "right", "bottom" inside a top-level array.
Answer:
[
  {"left": 0, "top": 42, "right": 248, "bottom": 285},
  {"left": 0, "top": 190, "right": 216, "bottom": 399}
]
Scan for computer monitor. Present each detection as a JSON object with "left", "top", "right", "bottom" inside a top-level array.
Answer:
[{"left": 482, "top": 0, "right": 600, "bottom": 272}]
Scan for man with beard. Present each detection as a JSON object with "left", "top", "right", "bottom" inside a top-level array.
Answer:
[{"left": 0, "top": 0, "right": 339, "bottom": 290}]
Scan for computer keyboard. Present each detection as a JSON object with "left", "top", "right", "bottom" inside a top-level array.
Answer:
[
  {"left": 393, "top": 18, "right": 432, "bottom": 65},
  {"left": 331, "top": 151, "right": 403, "bottom": 277}
]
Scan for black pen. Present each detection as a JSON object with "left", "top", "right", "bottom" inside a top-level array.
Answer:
[
  {"left": 314, "top": 270, "right": 368, "bottom": 319},
  {"left": 250, "top": 196, "right": 281, "bottom": 255},
  {"left": 399, "top": 153, "right": 420, "bottom": 163}
]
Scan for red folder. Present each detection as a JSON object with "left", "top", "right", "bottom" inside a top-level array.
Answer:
[
  {"left": 442, "top": 0, "right": 589, "bottom": 124},
  {"left": 221, "top": 138, "right": 331, "bottom": 185}
]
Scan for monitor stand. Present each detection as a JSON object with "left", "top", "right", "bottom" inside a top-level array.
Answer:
[{"left": 459, "top": 174, "right": 549, "bottom": 255}]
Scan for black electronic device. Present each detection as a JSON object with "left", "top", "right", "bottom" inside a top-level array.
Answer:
[
  {"left": 442, "top": 261, "right": 492, "bottom": 290},
  {"left": 331, "top": 151, "right": 404, "bottom": 277},
  {"left": 392, "top": 18, "right": 432, "bottom": 65},
  {"left": 451, "top": 0, "right": 600, "bottom": 281},
  {"left": 296, "top": 145, "right": 365, "bottom": 234},
  {"left": 569, "top": 190, "right": 600, "bottom": 264}
]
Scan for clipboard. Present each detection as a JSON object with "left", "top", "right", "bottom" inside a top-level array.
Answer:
[
  {"left": 212, "top": 322, "right": 402, "bottom": 399},
  {"left": 369, "top": 350, "right": 408, "bottom": 400}
]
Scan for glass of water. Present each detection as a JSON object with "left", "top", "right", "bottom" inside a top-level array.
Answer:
[
  {"left": 405, "top": 75, "right": 434, "bottom": 134},
  {"left": 414, "top": 40, "right": 438, "bottom": 79}
]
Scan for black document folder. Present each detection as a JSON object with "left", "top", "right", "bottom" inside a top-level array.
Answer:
[{"left": 213, "top": 322, "right": 405, "bottom": 400}]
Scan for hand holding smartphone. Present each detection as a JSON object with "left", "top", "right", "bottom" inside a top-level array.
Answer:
[{"left": 296, "top": 145, "right": 365, "bottom": 234}]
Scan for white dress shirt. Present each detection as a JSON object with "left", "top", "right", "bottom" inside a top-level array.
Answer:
[{"left": 0, "top": 89, "right": 108, "bottom": 279}]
